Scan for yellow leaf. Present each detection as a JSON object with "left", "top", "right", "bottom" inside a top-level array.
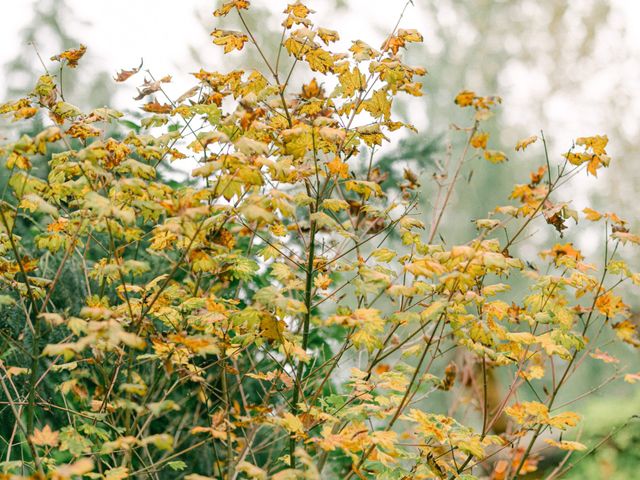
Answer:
[
  {"left": 454, "top": 90, "right": 475, "bottom": 107},
  {"left": 260, "top": 314, "right": 285, "bottom": 342},
  {"left": 313, "top": 272, "right": 332, "bottom": 289},
  {"left": 546, "top": 411, "right": 581, "bottom": 430},
  {"left": 612, "top": 320, "right": 640, "bottom": 346},
  {"left": 50, "top": 44, "right": 87, "bottom": 68},
  {"left": 350, "top": 40, "right": 380, "bottom": 61},
  {"left": 284, "top": 1, "right": 314, "bottom": 18},
  {"left": 318, "top": 28, "right": 339, "bottom": 45},
  {"left": 211, "top": 29, "right": 249, "bottom": 53},
  {"left": 236, "top": 462, "right": 267, "bottom": 480},
  {"left": 213, "top": 0, "right": 250, "bottom": 17},
  {"left": 105, "top": 467, "right": 129, "bottom": 480},
  {"left": 505, "top": 401, "right": 548, "bottom": 425},
  {"left": 371, "top": 248, "right": 396, "bottom": 263},
  {"left": 544, "top": 439, "right": 587, "bottom": 451},
  {"left": 595, "top": 291, "right": 627, "bottom": 317},
  {"left": 305, "top": 48, "right": 334, "bottom": 73},
  {"left": 515, "top": 135, "right": 538, "bottom": 151},
  {"left": 470, "top": 132, "right": 489, "bottom": 149},
  {"left": 484, "top": 149, "right": 508, "bottom": 164},
  {"left": 405, "top": 259, "right": 447, "bottom": 278},
  {"left": 624, "top": 372, "right": 640, "bottom": 383},
  {"left": 356, "top": 124, "right": 388, "bottom": 146},
  {"left": 319, "top": 126, "right": 346, "bottom": 143},
  {"left": 398, "top": 28, "right": 423, "bottom": 43},
  {"left": 345, "top": 180, "right": 383, "bottom": 199},
  {"left": 280, "top": 412, "right": 305, "bottom": 436},
  {"left": 327, "top": 157, "right": 348, "bottom": 178},
  {"left": 407, "top": 409, "right": 446, "bottom": 442},
  {"left": 339, "top": 67, "right": 366, "bottom": 97},
  {"left": 361, "top": 89, "right": 391, "bottom": 120},
  {"left": 520, "top": 365, "right": 545, "bottom": 381},
  {"left": 536, "top": 332, "right": 571, "bottom": 359},
  {"left": 611, "top": 231, "right": 640, "bottom": 245},
  {"left": 321, "top": 198, "right": 349, "bottom": 211},
  {"left": 5, "top": 366, "right": 30, "bottom": 377},
  {"left": 583, "top": 207, "right": 602, "bottom": 221},
  {"left": 576, "top": 134, "right": 608, "bottom": 155}
]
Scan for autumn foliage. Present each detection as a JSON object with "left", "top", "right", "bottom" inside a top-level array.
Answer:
[{"left": 0, "top": 1, "right": 639, "bottom": 479}]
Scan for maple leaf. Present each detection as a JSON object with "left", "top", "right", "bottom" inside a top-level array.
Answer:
[
  {"left": 301, "top": 77, "right": 323, "bottom": 98},
  {"left": 624, "top": 372, "right": 640, "bottom": 383},
  {"left": 34, "top": 74, "right": 56, "bottom": 98},
  {"left": 284, "top": 1, "right": 314, "bottom": 18},
  {"left": 326, "top": 157, "right": 349, "bottom": 179},
  {"left": 4, "top": 365, "right": 30, "bottom": 377},
  {"left": 259, "top": 314, "right": 285, "bottom": 342},
  {"left": 471, "top": 132, "right": 489, "bottom": 149},
  {"left": 381, "top": 28, "right": 423, "bottom": 55},
  {"left": 317, "top": 28, "right": 339, "bottom": 45},
  {"left": 211, "top": 29, "right": 249, "bottom": 53},
  {"left": 515, "top": 135, "right": 538, "bottom": 151},
  {"left": 51, "top": 44, "right": 87, "bottom": 68},
  {"left": 544, "top": 438, "right": 587, "bottom": 451},
  {"left": 577, "top": 134, "right": 608, "bottom": 155},
  {"left": 454, "top": 90, "right": 475, "bottom": 107},
  {"left": 350, "top": 40, "right": 380, "bottom": 61},
  {"left": 319, "top": 126, "right": 345, "bottom": 143},
  {"left": 66, "top": 122, "right": 101, "bottom": 140},
  {"left": 361, "top": 89, "right": 391, "bottom": 120},
  {"left": 1, "top": 2, "right": 638, "bottom": 476},
  {"left": 31, "top": 424, "right": 60, "bottom": 447},
  {"left": 338, "top": 67, "right": 366, "bottom": 97},
  {"left": 565, "top": 135, "right": 611, "bottom": 176},
  {"left": 546, "top": 411, "right": 581, "bottom": 430},
  {"left": 214, "top": 0, "right": 250, "bottom": 17},
  {"left": 141, "top": 101, "right": 173, "bottom": 114},
  {"left": 280, "top": 412, "right": 305, "bottom": 437},
  {"left": 583, "top": 207, "right": 602, "bottom": 221},
  {"left": 595, "top": 291, "right": 627, "bottom": 317},
  {"left": 407, "top": 409, "right": 446, "bottom": 442},
  {"left": 505, "top": 401, "right": 549, "bottom": 425},
  {"left": 484, "top": 149, "right": 507, "bottom": 163},
  {"left": 612, "top": 231, "right": 640, "bottom": 245},
  {"left": 105, "top": 467, "right": 129, "bottom": 480},
  {"left": 520, "top": 365, "right": 545, "bottom": 381},
  {"left": 133, "top": 75, "right": 172, "bottom": 100},
  {"left": 236, "top": 462, "right": 267, "bottom": 480},
  {"left": 356, "top": 124, "right": 388, "bottom": 146},
  {"left": 612, "top": 320, "right": 640, "bottom": 346},
  {"left": 590, "top": 348, "right": 619, "bottom": 364},
  {"left": 13, "top": 106, "right": 38, "bottom": 120},
  {"left": 541, "top": 243, "right": 583, "bottom": 265},
  {"left": 305, "top": 48, "right": 334, "bottom": 73},
  {"left": 114, "top": 59, "right": 143, "bottom": 82},
  {"left": 53, "top": 459, "right": 94, "bottom": 478}
]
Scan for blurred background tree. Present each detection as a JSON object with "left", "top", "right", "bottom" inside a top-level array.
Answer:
[{"left": 3, "top": 0, "right": 113, "bottom": 106}]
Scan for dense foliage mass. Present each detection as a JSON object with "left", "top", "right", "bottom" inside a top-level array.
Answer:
[{"left": 0, "top": 1, "right": 639, "bottom": 478}]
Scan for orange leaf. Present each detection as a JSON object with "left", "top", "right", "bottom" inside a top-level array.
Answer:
[{"left": 50, "top": 44, "right": 87, "bottom": 68}]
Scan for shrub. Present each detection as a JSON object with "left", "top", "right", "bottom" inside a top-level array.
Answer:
[{"left": 0, "top": 1, "right": 638, "bottom": 478}]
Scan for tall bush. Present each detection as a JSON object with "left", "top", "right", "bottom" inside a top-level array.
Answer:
[{"left": 0, "top": 1, "right": 638, "bottom": 478}]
